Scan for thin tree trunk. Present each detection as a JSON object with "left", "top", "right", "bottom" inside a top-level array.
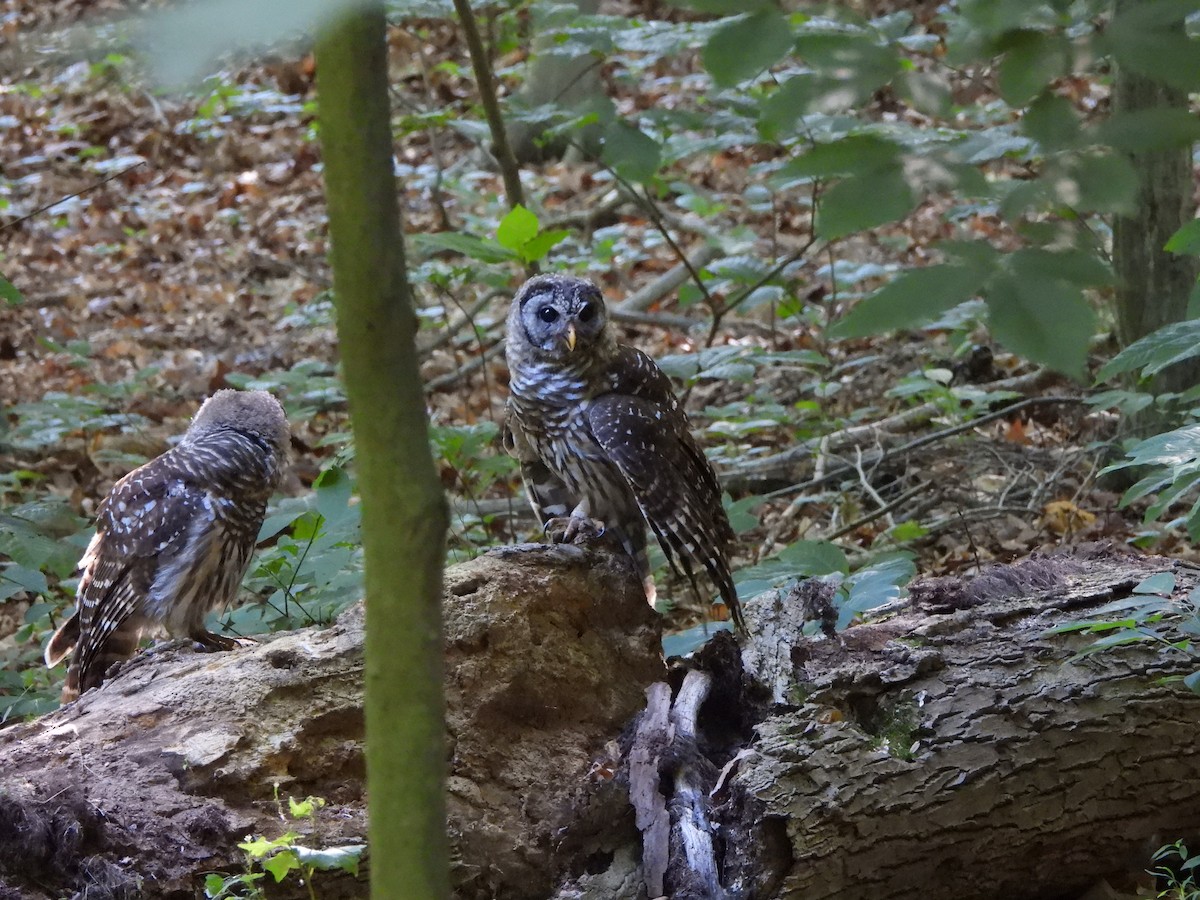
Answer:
[
  {"left": 452, "top": 0, "right": 525, "bottom": 211},
  {"left": 1112, "top": 0, "right": 1199, "bottom": 408},
  {"left": 505, "top": 0, "right": 606, "bottom": 164},
  {"left": 316, "top": 7, "right": 450, "bottom": 898}
]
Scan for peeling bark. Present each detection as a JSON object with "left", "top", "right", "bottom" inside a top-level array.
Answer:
[{"left": 729, "top": 548, "right": 1200, "bottom": 900}]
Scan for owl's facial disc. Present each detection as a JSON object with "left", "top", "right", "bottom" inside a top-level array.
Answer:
[{"left": 518, "top": 277, "right": 607, "bottom": 357}]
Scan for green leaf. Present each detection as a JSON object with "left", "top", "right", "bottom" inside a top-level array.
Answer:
[
  {"left": 760, "top": 74, "right": 816, "bottom": 137},
  {"left": 411, "top": 232, "right": 515, "bottom": 264},
  {"left": 1069, "top": 152, "right": 1138, "bottom": 214},
  {"left": 1103, "top": 0, "right": 1200, "bottom": 92},
  {"left": 703, "top": 9, "right": 794, "bottom": 87},
  {"left": 783, "top": 135, "right": 901, "bottom": 179},
  {"left": 794, "top": 32, "right": 900, "bottom": 102},
  {"left": 1008, "top": 248, "right": 1112, "bottom": 288},
  {"left": 817, "top": 164, "right": 914, "bottom": 239},
  {"left": 1022, "top": 93, "right": 1079, "bottom": 151},
  {"left": 239, "top": 837, "right": 278, "bottom": 859},
  {"left": 1097, "top": 108, "right": 1200, "bottom": 153},
  {"left": 601, "top": 121, "right": 661, "bottom": 183},
  {"left": 1118, "top": 424, "right": 1200, "bottom": 470},
  {"left": 518, "top": 229, "right": 569, "bottom": 264},
  {"left": 844, "top": 556, "right": 915, "bottom": 611},
  {"left": 997, "top": 31, "right": 1066, "bottom": 106},
  {"left": 1098, "top": 319, "right": 1200, "bottom": 381},
  {"left": 985, "top": 273, "right": 1094, "bottom": 379},
  {"left": 496, "top": 205, "right": 539, "bottom": 252},
  {"left": 0, "top": 274, "right": 21, "bottom": 306},
  {"left": 1133, "top": 572, "right": 1176, "bottom": 596},
  {"left": 667, "top": 0, "right": 769, "bottom": 12},
  {"left": 832, "top": 263, "right": 990, "bottom": 339},
  {"left": 0, "top": 564, "right": 48, "bottom": 597},
  {"left": 779, "top": 540, "right": 848, "bottom": 576},
  {"left": 1165, "top": 219, "right": 1200, "bottom": 256},
  {"left": 662, "top": 621, "right": 734, "bottom": 657},
  {"left": 288, "top": 795, "right": 325, "bottom": 819},
  {"left": 262, "top": 849, "right": 300, "bottom": 883},
  {"left": 897, "top": 70, "right": 952, "bottom": 117},
  {"left": 890, "top": 520, "right": 928, "bottom": 541},
  {"left": 293, "top": 843, "right": 366, "bottom": 875}
]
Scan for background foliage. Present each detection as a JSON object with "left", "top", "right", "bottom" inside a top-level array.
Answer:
[{"left": 3, "top": 0, "right": 1200, "bottom": 724}]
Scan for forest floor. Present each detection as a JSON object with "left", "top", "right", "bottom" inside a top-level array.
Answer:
[{"left": 1, "top": 0, "right": 1191, "bottom": 685}]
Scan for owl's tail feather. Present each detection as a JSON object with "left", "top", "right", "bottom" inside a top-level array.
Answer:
[
  {"left": 60, "top": 620, "right": 144, "bottom": 703},
  {"left": 44, "top": 611, "right": 80, "bottom": 668},
  {"left": 609, "top": 524, "right": 658, "bottom": 608}
]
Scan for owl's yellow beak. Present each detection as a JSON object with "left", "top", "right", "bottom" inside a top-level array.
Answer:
[{"left": 566, "top": 324, "right": 577, "bottom": 352}]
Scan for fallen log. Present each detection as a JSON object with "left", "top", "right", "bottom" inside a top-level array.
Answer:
[
  {"left": 1, "top": 542, "right": 1197, "bottom": 900},
  {"left": 719, "top": 548, "right": 1200, "bottom": 900},
  {"left": 0, "top": 542, "right": 661, "bottom": 900}
]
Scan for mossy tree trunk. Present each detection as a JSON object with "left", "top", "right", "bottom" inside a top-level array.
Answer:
[
  {"left": 1112, "top": 0, "right": 1199, "bottom": 417},
  {"left": 316, "top": 7, "right": 450, "bottom": 898}
]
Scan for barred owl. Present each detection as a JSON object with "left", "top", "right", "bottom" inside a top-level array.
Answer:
[
  {"left": 44, "top": 389, "right": 290, "bottom": 701},
  {"left": 504, "top": 274, "right": 744, "bottom": 631}
]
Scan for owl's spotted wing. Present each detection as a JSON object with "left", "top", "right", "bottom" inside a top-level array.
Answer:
[
  {"left": 586, "top": 380, "right": 743, "bottom": 630},
  {"left": 61, "top": 461, "right": 218, "bottom": 697},
  {"left": 602, "top": 346, "right": 733, "bottom": 545}
]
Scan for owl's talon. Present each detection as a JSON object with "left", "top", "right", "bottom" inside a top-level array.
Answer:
[
  {"left": 192, "top": 631, "right": 256, "bottom": 652},
  {"left": 544, "top": 515, "right": 606, "bottom": 544}
]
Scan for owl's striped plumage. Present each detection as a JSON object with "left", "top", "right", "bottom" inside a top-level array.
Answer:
[
  {"left": 44, "top": 389, "right": 289, "bottom": 701},
  {"left": 504, "top": 274, "right": 744, "bottom": 631}
]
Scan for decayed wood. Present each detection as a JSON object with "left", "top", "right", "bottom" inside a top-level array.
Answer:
[
  {"left": 629, "top": 682, "right": 672, "bottom": 898},
  {"left": 728, "top": 549, "right": 1200, "bottom": 900},
  {"left": 0, "top": 542, "right": 662, "bottom": 900}
]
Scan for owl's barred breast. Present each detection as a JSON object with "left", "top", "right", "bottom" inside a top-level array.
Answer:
[{"left": 508, "top": 363, "right": 636, "bottom": 518}]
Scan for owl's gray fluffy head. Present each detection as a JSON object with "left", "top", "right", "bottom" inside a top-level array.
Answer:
[
  {"left": 508, "top": 275, "right": 609, "bottom": 362},
  {"left": 186, "top": 389, "right": 290, "bottom": 452}
]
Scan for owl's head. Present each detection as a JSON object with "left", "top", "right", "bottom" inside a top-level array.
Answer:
[
  {"left": 510, "top": 275, "right": 609, "bottom": 361},
  {"left": 187, "top": 389, "right": 290, "bottom": 454}
]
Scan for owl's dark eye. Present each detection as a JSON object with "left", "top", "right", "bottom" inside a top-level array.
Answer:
[
  {"left": 538, "top": 306, "right": 559, "bottom": 323},
  {"left": 578, "top": 302, "right": 596, "bottom": 323}
]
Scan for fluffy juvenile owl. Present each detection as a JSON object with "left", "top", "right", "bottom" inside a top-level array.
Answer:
[
  {"left": 504, "top": 274, "right": 744, "bottom": 631},
  {"left": 44, "top": 389, "right": 290, "bottom": 701}
]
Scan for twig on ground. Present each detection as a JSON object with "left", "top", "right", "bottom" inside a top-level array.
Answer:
[
  {"left": 1, "top": 160, "right": 147, "bottom": 233},
  {"left": 609, "top": 308, "right": 698, "bottom": 330},
  {"left": 425, "top": 341, "right": 505, "bottom": 392},
  {"left": 725, "top": 369, "right": 1067, "bottom": 489},
  {"left": 541, "top": 188, "right": 629, "bottom": 234},
  {"left": 822, "top": 481, "right": 930, "bottom": 543},
  {"left": 616, "top": 245, "right": 722, "bottom": 313}
]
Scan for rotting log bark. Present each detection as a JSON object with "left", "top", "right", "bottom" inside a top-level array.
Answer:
[
  {"left": 0, "top": 542, "right": 661, "bottom": 900},
  {"left": 2, "top": 543, "right": 1199, "bottom": 900},
  {"left": 725, "top": 547, "right": 1200, "bottom": 900}
]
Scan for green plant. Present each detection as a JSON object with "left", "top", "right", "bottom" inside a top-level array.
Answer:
[
  {"left": 0, "top": 272, "right": 21, "bottom": 305},
  {"left": 412, "top": 204, "right": 567, "bottom": 266},
  {"left": 203, "top": 794, "right": 364, "bottom": 900},
  {"left": 1048, "top": 572, "right": 1200, "bottom": 693},
  {"left": 227, "top": 464, "right": 364, "bottom": 637},
  {"left": 1150, "top": 840, "right": 1200, "bottom": 900},
  {"left": 0, "top": 489, "right": 87, "bottom": 722}
]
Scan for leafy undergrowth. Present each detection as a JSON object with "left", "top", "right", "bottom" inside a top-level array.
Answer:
[{"left": 2, "top": 0, "right": 1199, "bottom": 721}]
